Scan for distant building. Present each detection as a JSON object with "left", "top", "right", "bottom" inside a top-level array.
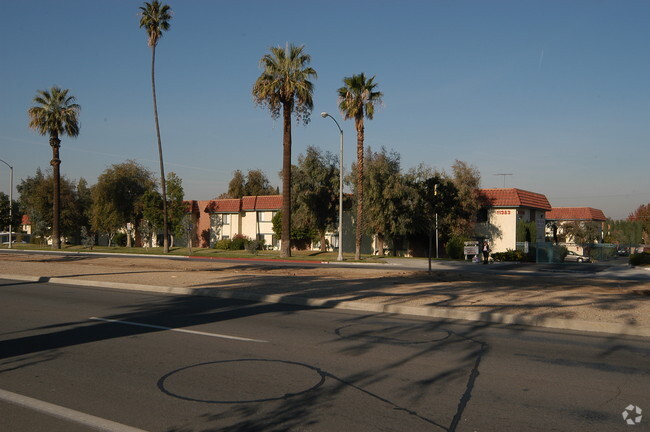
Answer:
[
  {"left": 21, "top": 215, "right": 31, "bottom": 235},
  {"left": 477, "top": 188, "right": 552, "bottom": 253},
  {"left": 187, "top": 195, "right": 285, "bottom": 250},
  {"left": 545, "top": 207, "right": 606, "bottom": 246}
]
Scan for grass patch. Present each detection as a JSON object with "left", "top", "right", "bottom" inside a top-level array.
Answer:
[{"left": 0, "top": 243, "right": 385, "bottom": 263}]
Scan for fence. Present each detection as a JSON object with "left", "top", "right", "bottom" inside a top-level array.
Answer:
[{"left": 515, "top": 242, "right": 620, "bottom": 263}]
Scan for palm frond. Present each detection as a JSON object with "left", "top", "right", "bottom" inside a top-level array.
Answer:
[
  {"left": 139, "top": 1, "right": 172, "bottom": 47},
  {"left": 337, "top": 73, "right": 383, "bottom": 121},
  {"left": 27, "top": 86, "right": 81, "bottom": 138},
  {"left": 252, "top": 43, "right": 317, "bottom": 123}
]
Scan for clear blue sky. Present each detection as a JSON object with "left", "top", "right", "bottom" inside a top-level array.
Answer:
[{"left": 1, "top": 0, "right": 648, "bottom": 220}]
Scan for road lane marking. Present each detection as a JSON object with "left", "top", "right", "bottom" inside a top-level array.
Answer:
[
  {"left": 0, "top": 388, "right": 149, "bottom": 432},
  {"left": 89, "top": 317, "right": 268, "bottom": 343}
]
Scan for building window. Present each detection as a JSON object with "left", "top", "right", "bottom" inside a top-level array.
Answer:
[
  {"left": 257, "top": 211, "right": 272, "bottom": 222},
  {"left": 222, "top": 214, "right": 230, "bottom": 225}
]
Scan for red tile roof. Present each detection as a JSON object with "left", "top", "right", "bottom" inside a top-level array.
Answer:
[
  {"left": 204, "top": 199, "right": 242, "bottom": 213},
  {"left": 21, "top": 215, "right": 30, "bottom": 225},
  {"left": 203, "top": 195, "right": 282, "bottom": 213},
  {"left": 479, "top": 188, "right": 552, "bottom": 211},
  {"left": 241, "top": 195, "right": 282, "bottom": 211},
  {"left": 546, "top": 207, "right": 606, "bottom": 221}
]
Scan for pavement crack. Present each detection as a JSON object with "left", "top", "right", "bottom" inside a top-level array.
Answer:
[
  {"left": 324, "top": 372, "right": 447, "bottom": 430},
  {"left": 448, "top": 341, "right": 488, "bottom": 432}
]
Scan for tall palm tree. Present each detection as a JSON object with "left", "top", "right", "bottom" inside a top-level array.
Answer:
[
  {"left": 252, "top": 43, "right": 317, "bottom": 257},
  {"left": 337, "top": 73, "right": 383, "bottom": 260},
  {"left": 27, "top": 86, "right": 80, "bottom": 250},
  {"left": 139, "top": 0, "right": 172, "bottom": 253}
]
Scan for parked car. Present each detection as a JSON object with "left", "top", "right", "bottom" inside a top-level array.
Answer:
[
  {"left": 564, "top": 250, "right": 591, "bottom": 263},
  {"left": 617, "top": 249, "right": 629, "bottom": 256}
]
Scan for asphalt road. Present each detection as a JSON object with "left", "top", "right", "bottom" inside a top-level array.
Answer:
[{"left": 0, "top": 279, "right": 648, "bottom": 431}]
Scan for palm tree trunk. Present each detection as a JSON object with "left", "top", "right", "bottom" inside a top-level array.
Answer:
[
  {"left": 50, "top": 134, "right": 61, "bottom": 249},
  {"left": 355, "top": 117, "right": 364, "bottom": 260},
  {"left": 281, "top": 102, "right": 292, "bottom": 257},
  {"left": 151, "top": 45, "right": 169, "bottom": 253}
]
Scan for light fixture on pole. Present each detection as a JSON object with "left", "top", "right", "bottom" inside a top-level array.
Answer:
[
  {"left": 321, "top": 112, "right": 344, "bottom": 261},
  {"left": 0, "top": 159, "right": 13, "bottom": 249}
]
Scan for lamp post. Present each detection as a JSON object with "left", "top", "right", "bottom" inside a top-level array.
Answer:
[
  {"left": 321, "top": 112, "right": 344, "bottom": 261},
  {"left": 0, "top": 159, "right": 13, "bottom": 249}
]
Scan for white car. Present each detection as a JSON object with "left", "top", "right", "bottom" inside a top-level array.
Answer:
[{"left": 564, "top": 250, "right": 591, "bottom": 263}]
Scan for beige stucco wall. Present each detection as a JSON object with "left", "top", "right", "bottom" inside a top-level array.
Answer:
[
  {"left": 239, "top": 211, "right": 276, "bottom": 247},
  {"left": 488, "top": 208, "right": 517, "bottom": 253},
  {"left": 488, "top": 208, "right": 547, "bottom": 253},
  {"left": 211, "top": 213, "right": 241, "bottom": 243}
]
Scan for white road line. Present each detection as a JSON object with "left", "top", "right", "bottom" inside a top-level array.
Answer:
[
  {"left": 0, "top": 388, "right": 149, "bottom": 432},
  {"left": 89, "top": 317, "right": 268, "bottom": 343}
]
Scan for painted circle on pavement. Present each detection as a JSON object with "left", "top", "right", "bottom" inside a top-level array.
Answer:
[{"left": 158, "top": 359, "right": 326, "bottom": 404}]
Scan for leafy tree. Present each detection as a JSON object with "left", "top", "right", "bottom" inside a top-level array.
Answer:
[
  {"left": 140, "top": 189, "right": 162, "bottom": 247},
  {"left": 17, "top": 169, "right": 48, "bottom": 241},
  {"left": 517, "top": 220, "right": 537, "bottom": 243},
  {"left": 271, "top": 210, "right": 316, "bottom": 247},
  {"left": 244, "top": 169, "right": 276, "bottom": 196},
  {"left": 357, "top": 147, "right": 408, "bottom": 255},
  {"left": 562, "top": 221, "right": 602, "bottom": 244},
  {"left": 27, "top": 86, "right": 80, "bottom": 249},
  {"left": 165, "top": 172, "right": 185, "bottom": 246},
  {"left": 337, "top": 73, "right": 383, "bottom": 260},
  {"left": 447, "top": 160, "right": 481, "bottom": 237},
  {"left": 17, "top": 168, "right": 86, "bottom": 243},
  {"left": 76, "top": 177, "right": 92, "bottom": 234},
  {"left": 605, "top": 218, "right": 643, "bottom": 245},
  {"left": 224, "top": 170, "right": 246, "bottom": 198},
  {"left": 629, "top": 203, "right": 650, "bottom": 244},
  {"left": 0, "top": 193, "right": 21, "bottom": 234},
  {"left": 221, "top": 169, "right": 277, "bottom": 198},
  {"left": 292, "top": 146, "right": 339, "bottom": 251},
  {"left": 253, "top": 43, "right": 317, "bottom": 257},
  {"left": 91, "top": 161, "right": 156, "bottom": 247},
  {"left": 139, "top": 0, "right": 172, "bottom": 253},
  {"left": 405, "top": 167, "right": 459, "bottom": 267}
]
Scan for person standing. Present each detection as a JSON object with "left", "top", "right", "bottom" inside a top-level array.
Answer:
[{"left": 482, "top": 240, "right": 490, "bottom": 264}]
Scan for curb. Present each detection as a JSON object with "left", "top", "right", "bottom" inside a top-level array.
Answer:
[{"left": 3, "top": 273, "right": 649, "bottom": 338}]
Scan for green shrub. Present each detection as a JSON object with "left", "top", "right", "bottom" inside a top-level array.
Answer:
[
  {"left": 445, "top": 236, "right": 467, "bottom": 260},
  {"left": 113, "top": 232, "right": 133, "bottom": 247},
  {"left": 229, "top": 234, "right": 249, "bottom": 250},
  {"left": 214, "top": 239, "right": 231, "bottom": 250},
  {"left": 246, "top": 239, "right": 265, "bottom": 255},
  {"left": 629, "top": 252, "right": 650, "bottom": 267},
  {"left": 491, "top": 249, "right": 526, "bottom": 262}
]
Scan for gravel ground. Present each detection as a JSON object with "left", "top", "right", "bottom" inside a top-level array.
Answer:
[{"left": 1, "top": 252, "right": 649, "bottom": 327}]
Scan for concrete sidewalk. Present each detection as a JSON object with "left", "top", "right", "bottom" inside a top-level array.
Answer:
[{"left": 1, "top": 251, "right": 649, "bottom": 337}]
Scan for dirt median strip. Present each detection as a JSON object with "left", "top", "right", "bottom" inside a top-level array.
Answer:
[
  {"left": 2, "top": 252, "right": 649, "bottom": 334},
  {"left": 2, "top": 271, "right": 649, "bottom": 338}
]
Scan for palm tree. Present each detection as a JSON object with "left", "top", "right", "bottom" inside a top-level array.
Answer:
[
  {"left": 139, "top": 0, "right": 172, "bottom": 253},
  {"left": 252, "top": 43, "right": 317, "bottom": 257},
  {"left": 27, "top": 86, "right": 80, "bottom": 249},
  {"left": 337, "top": 73, "right": 383, "bottom": 260}
]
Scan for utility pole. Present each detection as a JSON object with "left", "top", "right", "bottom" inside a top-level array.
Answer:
[{"left": 0, "top": 159, "right": 13, "bottom": 249}]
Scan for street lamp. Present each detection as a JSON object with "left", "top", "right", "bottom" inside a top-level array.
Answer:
[
  {"left": 321, "top": 112, "right": 344, "bottom": 261},
  {"left": 0, "top": 159, "right": 13, "bottom": 249}
]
